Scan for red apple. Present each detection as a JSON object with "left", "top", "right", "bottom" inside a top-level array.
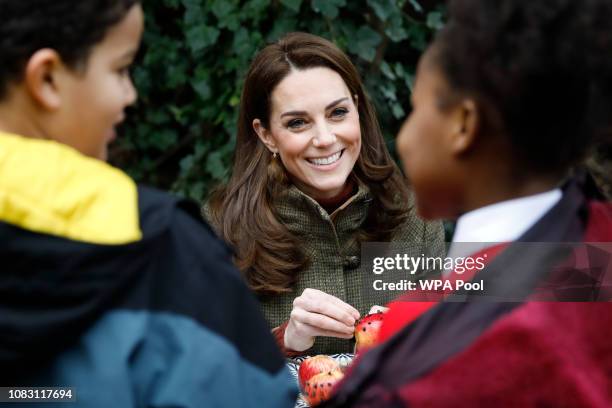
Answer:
[
  {"left": 354, "top": 311, "right": 384, "bottom": 353},
  {"left": 298, "top": 355, "right": 339, "bottom": 392},
  {"left": 303, "top": 369, "right": 344, "bottom": 406}
]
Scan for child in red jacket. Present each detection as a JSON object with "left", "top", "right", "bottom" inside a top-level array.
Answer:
[{"left": 323, "top": 0, "right": 612, "bottom": 406}]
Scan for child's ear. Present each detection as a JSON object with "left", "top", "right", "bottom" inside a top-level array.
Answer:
[
  {"left": 450, "top": 98, "right": 479, "bottom": 154},
  {"left": 253, "top": 118, "right": 278, "bottom": 154},
  {"left": 24, "top": 49, "right": 63, "bottom": 110}
]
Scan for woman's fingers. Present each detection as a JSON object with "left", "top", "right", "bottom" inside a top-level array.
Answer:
[
  {"left": 293, "top": 320, "right": 355, "bottom": 340},
  {"left": 295, "top": 288, "right": 360, "bottom": 325},
  {"left": 290, "top": 308, "right": 354, "bottom": 335},
  {"left": 324, "top": 294, "right": 360, "bottom": 321},
  {"left": 286, "top": 288, "right": 364, "bottom": 349}
]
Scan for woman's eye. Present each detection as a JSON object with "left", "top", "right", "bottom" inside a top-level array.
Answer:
[
  {"left": 287, "top": 118, "right": 306, "bottom": 129},
  {"left": 331, "top": 108, "right": 348, "bottom": 118}
]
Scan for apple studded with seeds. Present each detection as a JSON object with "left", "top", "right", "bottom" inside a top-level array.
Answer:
[
  {"left": 303, "top": 369, "right": 344, "bottom": 406},
  {"left": 298, "top": 355, "right": 339, "bottom": 392},
  {"left": 354, "top": 311, "right": 384, "bottom": 353}
]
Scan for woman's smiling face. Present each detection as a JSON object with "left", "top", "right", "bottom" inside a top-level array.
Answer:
[{"left": 254, "top": 67, "right": 361, "bottom": 200}]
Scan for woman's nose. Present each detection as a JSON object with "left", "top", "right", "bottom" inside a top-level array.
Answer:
[{"left": 313, "top": 124, "right": 337, "bottom": 147}]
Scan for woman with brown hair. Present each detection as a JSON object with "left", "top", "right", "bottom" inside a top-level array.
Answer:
[{"left": 206, "top": 32, "right": 443, "bottom": 356}]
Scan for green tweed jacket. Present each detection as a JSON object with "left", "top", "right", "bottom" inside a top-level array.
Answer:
[{"left": 257, "top": 182, "right": 445, "bottom": 355}]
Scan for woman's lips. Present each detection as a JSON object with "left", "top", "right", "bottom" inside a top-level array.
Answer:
[{"left": 305, "top": 149, "right": 345, "bottom": 171}]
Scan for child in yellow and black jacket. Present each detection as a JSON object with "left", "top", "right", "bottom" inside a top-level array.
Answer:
[{"left": 0, "top": 2, "right": 296, "bottom": 407}]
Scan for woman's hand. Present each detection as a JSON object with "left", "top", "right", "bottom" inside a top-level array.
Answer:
[{"left": 284, "top": 288, "right": 360, "bottom": 352}]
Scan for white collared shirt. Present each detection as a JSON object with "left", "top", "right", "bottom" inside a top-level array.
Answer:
[{"left": 447, "top": 188, "right": 563, "bottom": 260}]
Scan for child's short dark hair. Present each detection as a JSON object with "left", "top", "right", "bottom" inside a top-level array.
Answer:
[
  {"left": 0, "top": 0, "right": 139, "bottom": 99},
  {"left": 432, "top": 0, "right": 612, "bottom": 176}
]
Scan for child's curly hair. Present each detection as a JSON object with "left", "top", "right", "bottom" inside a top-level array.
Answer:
[{"left": 431, "top": 0, "right": 612, "bottom": 177}]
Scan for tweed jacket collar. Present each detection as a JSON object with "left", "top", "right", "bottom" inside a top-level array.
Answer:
[{"left": 273, "top": 178, "right": 373, "bottom": 243}]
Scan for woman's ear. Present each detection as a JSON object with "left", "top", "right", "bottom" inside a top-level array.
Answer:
[
  {"left": 253, "top": 118, "right": 278, "bottom": 154},
  {"left": 24, "top": 49, "right": 63, "bottom": 110},
  {"left": 450, "top": 98, "right": 479, "bottom": 155}
]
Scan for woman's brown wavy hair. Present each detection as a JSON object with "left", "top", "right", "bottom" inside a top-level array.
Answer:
[{"left": 207, "top": 32, "right": 410, "bottom": 295}]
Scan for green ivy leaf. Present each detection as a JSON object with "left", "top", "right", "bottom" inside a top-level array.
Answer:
[
  {"left": 146, "top": 109, "right": 170, "bottom": 125},
  {"left": 231, "top": 27, "right": 250, "bottom": 55},
  {"left": 405, "top": 72, "right": 415, "bottom": 92},
  {"left": 367, "top": 0, "right": 396, "bottom": 22},
  {"left": 245, "top": 0, "right": 270, "bottom": 11},
  {"left": 165, "top": 61, "right": 188, "bottom": 88},
  {"left": 180, "top": 0, "right": 200, "bottom": 8},
  {"left": 183, "top": 2, "right": 205, "bottom": 25},
  {"left": 190, "top": 183, "right": 205, "bottom": 201},
  {"left": 212, "top": 0, "right": 240, "bottom": 29},
  {"left": 426, "top": 11, "right": 444, "bottom": 30},
  {"left": 280, "top": 0, "right": 302, "bottom": 13},
  {"left": 150, "top": 129, "right": 178, "bottom": 150},
  {"left": 406, "top": 23, "right": 427, "bottom": 51},
  {"left": 391, "top": 102, "right": 405, "bottom": 119},
  {"left": 168, "top": 105, "right": 189, "bottom": 125},
  {"left": 132, "top": 66, "right": 151, "bottom": 95},
  {"left": 239, "top": 0, "right": 270, "bottom": 25},
  {"left": 349, "top": 26, "right": 382, "bottom": 62},
  {"left": 407, "top": 0, "right": 423, "bottom": 13},
  {"left": 379, "top": 82, "right": 397, "bottom": 101},
  {"left": 229, "top": 95, "right": 240, "bottom": 107},
  {"left": 385, "top": 15, "right": 408, "bottom": 42},
  {"left": 267, "top": 15, "right": 298, "bottom": 42},
  {"left": 380, "top": 61, "right": 396, "bottom": 80},
  {"left": 192, "top": 78, "right": 211, "bottom": 101},
  {"left": 179, "top": 154, "right": 194, "bottom": 172},
  {"left": 211, "top": 0, "right": 236, "bottom": 19},
  {"left": 206, "top": 151, "right": 227, "bottom": 180},
  {"left": 311, "top": 0, "right": 346, "bottom": 19},
  {"left": 394, "top": 62, "right": 406, "bottom": 78},
  {"left": 186, "top": 25, "right": 220, "bottom": 55}
]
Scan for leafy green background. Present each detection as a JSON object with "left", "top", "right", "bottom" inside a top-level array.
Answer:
[{"left": 111, "top": 0, "right": 445, "bottom": 201}]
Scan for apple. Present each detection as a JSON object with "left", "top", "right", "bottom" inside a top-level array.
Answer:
[
  {"left": 298, "top": 355, "right": 339, "bottom": 392},
  {"left": 354, "top": 311, "right": 384, "bottom": 353},
  {"left": 303, "top": 369, "right": 344, "bottom": 406}
]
